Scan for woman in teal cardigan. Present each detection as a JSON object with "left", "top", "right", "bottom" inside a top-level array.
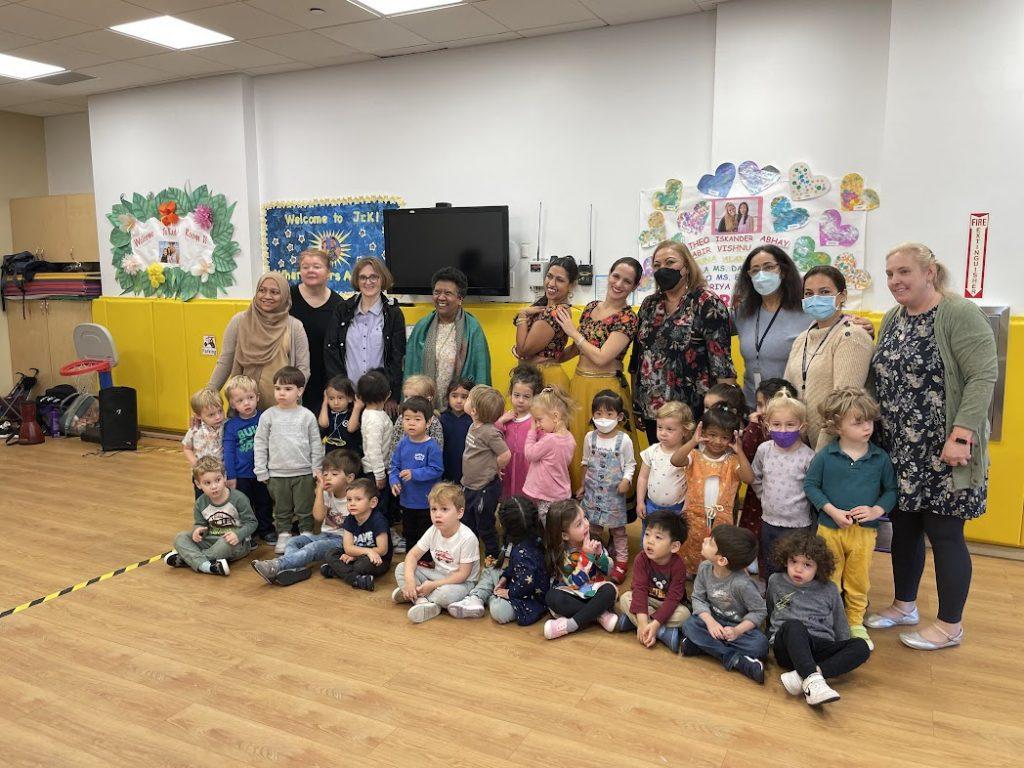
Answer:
[
  {"left": 404, "top": 266, "right": 491, "bottom": 408},
  {"left": 866, "top": 243, "right": 997, "bottom": 651}
]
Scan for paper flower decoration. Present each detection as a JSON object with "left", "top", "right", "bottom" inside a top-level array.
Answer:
[
  {"left": 190, "top": 255, "right": 214, "bottom": 282},
  {"left": 158, "top": 201, "right": 179, "bottom": 226},
  {"left": 123, "top": 253, "right": 145, "bottom": 275},
  {"left": 117, "top": 213, "right": 136, "bottom": 232},
  {"left": 193, "top": 204, "right": 213, "bottom": 231},
  {"left": 147, "top": 262, "right": 166, "bottom": 288}
]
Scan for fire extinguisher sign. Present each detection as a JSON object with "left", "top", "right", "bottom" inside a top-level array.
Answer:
[{"left": 964, "top": 213, "right": 989, "bottom": 299}]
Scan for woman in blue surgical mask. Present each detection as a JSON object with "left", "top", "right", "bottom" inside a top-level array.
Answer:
[{"left": 784, "top": 265, "right": 874, "bottom": 448}]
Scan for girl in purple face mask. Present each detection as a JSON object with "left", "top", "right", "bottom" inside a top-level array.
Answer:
[{"left": 749, "top": 391, "right": 816, "bottom": 578}]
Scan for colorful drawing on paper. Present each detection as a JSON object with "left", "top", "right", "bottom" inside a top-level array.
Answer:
[
  {"left": 789, "top": 162, "right": 831, "bottom": 201},
  {"left": 677, "top": 201, "right": 711, "bottom": 235},
  {"left": 769, "top": 196, "right": 810, "bottom": 232},
  {"left": 835, "top": 253, "right": 872, "bottom": 290},
  {"left": 737, "top": 161, "right": 781, "bottom": 195},
  {"left": 651, "top": 179, "right": 683, "bottom": 211},
  {"left": 639, "top": 211, "right": 668, "bottom": 249},
  {"left": 818, "top": 209, "right": 859, "bottom": 247},
  {"left": 697, "top": 162, "right": 736, "bottom": 198},
  {"left": 792, "top": 235, "right": 832, "bottom": 271},
  {"left": 840, "top": 173, "right": 880, "bottom": 211}
]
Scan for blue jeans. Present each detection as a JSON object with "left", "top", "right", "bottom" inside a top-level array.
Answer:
[
  {"left": 642, "top": 499, "right": 684, "bottom": 536},
  {"left": 278, "top": 533, "right": 344, "bottom": 570},
  {"left": 682, "top": 615, "right": 769, "bottom": 668}
]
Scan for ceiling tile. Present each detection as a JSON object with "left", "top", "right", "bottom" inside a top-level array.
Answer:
[
  {"left": 0, "top": 80, "right": 62, "bottom": 107},
  {"left": 473, "top": 0, "right": 596, "bottom": 31},
  {"left": 130, "top": 0, "right": 237, "bottom": 11},
  {"left": 74, "top": 61, "right": 175, "bottom": 89},
  {"left": 180, "top": 2, "right": 304, "bottom": 40},
  {"left": 8, "top": 40, "right": 112, "bottom": 69},
  {"left": 379, "top": 42, "right": 447, "bottom": 57},
  {"left": 192, "top": 41, "right": 293, "bottom": 68},
  {"left": 6, "top": 99, "right": 84, "bottom": 116},
  {"left": 61, "top": 29, "right": 169, "bottom": 58},
  {"left": 580, "top": 0, "right": 701, "bottom": 24},
  {"left": 443, "top": 30, "right": 519, "bottom": 48},
  {"left": 393, "top": 5, "right": 507, "bottom": 43},
  {"left": 518, "top": 19, "right": 607, "bottom": 37},
  {"left": 0, "top": 4, "right": 95, "bottom": 41},
  {"left": 0, "top": 31, "right": 39, "bottom": 52},
  {"left": 20, "top": 0, "right": 152, "bottom": 27},
  {"left": 129, "top": 51, "right": 235, "bottom": 77},
  {"left": 249, "top": 30, "right": 360, "bottom": 64},
  {"left": 243, "top": 61, "right": 313, "bottom": 76},
  {"left": 318, "top": 19, "right": 429, "bottom": 53},
  {"left": 244, "top": 0, "right": 377, "bottom": 30}
]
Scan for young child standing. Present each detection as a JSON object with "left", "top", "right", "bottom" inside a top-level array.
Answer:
[
  {"left": 671, "top": 404, "right": 754, "bottom": 574},
  {"left": 460, "top": 385, "right": 511, "bottom": 565},
  {"left": 522, "top": 386, "right": 577, "bottom": 523},
  {"left": 254, "top": 366, "right": 325, "bottom": 554},
  {"left": 636, "top": 402, "right": 694, "bottom": 525},
  {"left": 682, "top": 525, "right": 769, "bottom": 683},
  {"left": 543, "top": 499, "right": 618, "bottom": 639},
  {"left": 318, "top": 375, "right": 361, "bottom": 454},
  {"left": 389, "top": 396, "right": 444, "bottom": 554},
  {"left": 322, "top": 477, "right": 393, "bottom": 591},
  {"left": 392, "top": 482, "right": 480, "bottom": 623},
  {"left": 440, "top": 378, "right": 474, "bottom": 482},
  {"left": 182, "top": 387, "right": 225, "bottom": 498},
  {"left": 751, "top": 391, "right": 816, "bottom": 577},
  {"left": 616, "top": 511, "right": 690, "bottom": 652},
  {"left": 497, "top": 363, "right": 542, "bottom": 500},
  {"left": 387, "top": 374, "right": 445, "bottom": 461},
  {"left": 579, "top": 389, "right": 636, "bottom": 583},
  {"left": 250, "top": 449, "right": 360, "bottom": 585},
  {"left": 353, "top": 370, "right": 393, "bottom": 494},
  {"left": 703, "top": 382, "right": 747, "bottom": 421},
  {"left": 222, "top": 374, "right": 274, "bottom": 545},
  {"left": 767, "top": 532, "right": 871, "bottom": 706},
  {"left": 165, "top": 457, "right": 256, "bottom": 576},
  {"left": 806, "top": 387, "right": 897, "bottom": 650}
]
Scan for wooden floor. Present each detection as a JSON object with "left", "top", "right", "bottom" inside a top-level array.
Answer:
[{"left": 1, "top": 438, "right": 1023, "bottom": 768}]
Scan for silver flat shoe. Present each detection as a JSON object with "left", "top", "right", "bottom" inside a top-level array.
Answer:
[
  {"left": 900, "top": 625, "right": 964, "bottom": 650},
  {"left": 865, "top": 605, "right": 919, "bottom": 629}
]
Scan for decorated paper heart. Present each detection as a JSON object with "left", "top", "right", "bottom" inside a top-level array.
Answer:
[
  {"left": 819, "top": 209, "right": 859, "bottom": 247},
  {"left": 770, "top": 196, "right": 809, "bottom": 232},
  {"left": 792, "top": 235, "right": 832, "bottom": 272},
  {"left": 677, "top": 201, "right": 710, "bottom": 235},
  {"left": 738, "top": 161, "right": 781, "bottom": 195},
  {"left": 639, "top": 210, "right": 667, "bottom": 249},
  {"left": 652, "top": 179, "right": 683, "bottom": 211},
  {"left": 789, "top": 162, "right": 831, "bottom": 201},
  {"left": 840, "top": 173, "right": 880, "bottom": 211},
  {"left": 697, "top": 162, "right": 736, "bottom": 198},
  {"left": 835, "top": 252, "right": 873, "bottom": 290}
]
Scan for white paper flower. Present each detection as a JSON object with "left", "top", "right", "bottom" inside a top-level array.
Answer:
[
  {"left": 368, "top": 242, "right": 377, "bottom": 251},
  {"left": 277, "top": 259, "right": 285, "bottom": 268},
  {"left": 284, "top": 229, "right": 292, "bottom": 238},
  {"left": 286, "top": 243, "right": 294, "bottom": 252},
  {"left": 123, "top": 253, "right": 146, "bottom": 275},
  {"left": 190, "top": 254, "right": 214, "bottom": 282},
  {"left": 297, "top": 234, "right": 305, "bottom": 243},
  {"left": 272, "top": 237, "right": 280, "bottom": 246}
]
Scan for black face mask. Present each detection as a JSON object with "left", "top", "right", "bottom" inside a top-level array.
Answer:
[{"left": 653, "top": 267, "right": 683, "bottom": 292}]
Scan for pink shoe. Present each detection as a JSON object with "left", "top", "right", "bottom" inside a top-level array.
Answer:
[
  {"left": 597, "top": 611, "right": 618, "bottom": 632},
  {"left": 544, "top": 617, "right": 571, "bottom": 639}
]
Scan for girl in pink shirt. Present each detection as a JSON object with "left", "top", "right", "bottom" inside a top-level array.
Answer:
[
  {"left": 497, "top": 363, "right": 543, "bottom": 500},
  {"left": 523, "top": 386, "right": 577, "bottom": 523}
]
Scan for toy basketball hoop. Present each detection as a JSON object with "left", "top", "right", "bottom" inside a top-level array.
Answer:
[{"left": 60, "top": 324, "right": 118, "bottom": 389}]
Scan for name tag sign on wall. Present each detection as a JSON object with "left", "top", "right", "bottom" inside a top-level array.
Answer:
[{"left": 964, "top": 213, "right": 989, "bottom": 299}]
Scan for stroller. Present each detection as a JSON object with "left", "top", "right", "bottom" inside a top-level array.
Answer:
[{"left": 0, "top": 368, "right": 39, "bottom": 438}]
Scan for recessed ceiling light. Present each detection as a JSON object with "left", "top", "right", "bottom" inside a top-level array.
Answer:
[
  {"left": 0, "top": 53, "right": 64, "bottom": 80},
  {"left": 110, "top": 16, "right": 233, "bottom": 50},
  {"left": 354, "top": 0, "right": 463, "bottom": 15}
]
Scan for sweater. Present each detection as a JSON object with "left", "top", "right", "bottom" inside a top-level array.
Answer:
[
  {"left": 192, "top": 489, "right": 257, "bottom": 541},
  {"left": 253, "top": 406, "right": 324, "bottom": 481},
  {"left": 750, "top": 441, "right": 816, "bottom": 528},
  {"left": 404, "top": 309, "right": 492, "bottom": 386},
  {"left": 804, "top": 441, "right": 898, "bottom": 529},
  {"left": 440, "top": 410, "right": 472, "bottom": 483},
  {"left": 522, "top": 429, "right": 576, "bottom": 502},
  {"left": 360, "top": 408, "right": 394, "bottom": 482},
  {"left": 388, "top": 436, "right": 443, "bottom": 509},
  {"left": 208, "top": 313, "right": 310, "bottom": 393},
  {"left": 629, "top": 551, "right": 687, "bottom": 625},
  {"left": 766, "top": 572, "right": 849, "bottom": 643},
  {"left": 500, "top": 538, "right": 550, "bottom": 626},
  {"left": 223, "top": 411, "right": 261, "bottom": 480},
  {"left": 690, "top": 560, "right": 767, "bottom": 627}
]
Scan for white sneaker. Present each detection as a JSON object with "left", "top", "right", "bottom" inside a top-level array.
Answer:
[
  {"left": 274, "top": 532, "right": 291, "bottom": 555},
  {"left": 802, "top": 672, "right": 840, "bottom": 706},
  {"left": 391, "top": 586, "right": 411, "bottom": 604},
  {"left": 408, "top": 599, "right": 441, "bottom": 623},
  {"left": 780, "top": 669, "right": 803, "bottom": 696},
  {"left": 447, "top": 595, "right": 485, "bottom": 619},
  {"left": 391, "top": 531, "right": 406, "bottom": 554},
  {"left": 597, "top": 611, "right": 619, "bottom": 632},
  {"left": 299, "top": 530, "right": 314, "bottom": 537}
]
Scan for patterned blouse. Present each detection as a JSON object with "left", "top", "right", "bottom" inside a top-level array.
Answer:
[
  {"left": 521, "top": 304, "right": 569, "bottom": 362},
  {"left": 578, "top": 301, "right": 639, "bottom": 363},
  {"left": 630, "top": 288, "right": 736, "bottom": 420}
]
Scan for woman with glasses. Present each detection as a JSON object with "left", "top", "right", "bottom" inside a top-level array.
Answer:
[
  {"left": 289, "top": 248, "right": 343, "bottom": 414},
  {"left": 325, "top": 256, "right": 407, "bottom": 415}
]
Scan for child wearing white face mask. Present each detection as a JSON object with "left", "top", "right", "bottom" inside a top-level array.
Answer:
[{"left": 578, "top": 390, "right": 636, "bottom": 584}]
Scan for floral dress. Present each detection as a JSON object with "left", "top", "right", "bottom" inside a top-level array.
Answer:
[
  {"left": 872, "top": 307, "right": 986, "bottom": 519},
  {"left": 522, "top": 305, "right": 569, "bottom": 361},
  {"left": 578, "top": 301, "right": 638, "bottom": 363}
]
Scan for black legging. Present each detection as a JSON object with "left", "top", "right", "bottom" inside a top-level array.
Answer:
[
  {"left": 546, "top": 584, "right": 616, "bottom": 629},
  {"left": 890, "top": 510, "right": 972, "bottom": 623},
  {"left": 773, "top": 620, "right": 870, "bottom": 679}
]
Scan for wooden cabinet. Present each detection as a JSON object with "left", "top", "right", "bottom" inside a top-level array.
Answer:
[
  {"left": 5, "top": 299, "right": 97, "bottom": 392},
  {"left": 9, "top": 193, "right": 99, "bottom": 263}
]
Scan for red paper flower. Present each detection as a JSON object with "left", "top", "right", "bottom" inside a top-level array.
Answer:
[{"left": 158, "top": 201, "right": 179, "bottom": 226}]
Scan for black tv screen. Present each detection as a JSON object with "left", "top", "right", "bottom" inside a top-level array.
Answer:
[{"left": 384, "top": 206, "right": 510, "bottom": 296}]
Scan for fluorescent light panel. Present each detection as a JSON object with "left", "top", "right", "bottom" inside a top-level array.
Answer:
[
  {"left": 110, "top": 16, "right": 233, "bottom": 50},
  {"left": 354, "top": 0, "right": 463, "bottom": 15},
  {"left": 0, "top": 53, "right": 64, "bottom": 80}
]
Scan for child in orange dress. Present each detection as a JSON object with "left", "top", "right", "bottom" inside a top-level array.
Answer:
[{"left": 671, "top": 403, "right": 754, "bottom": 574}]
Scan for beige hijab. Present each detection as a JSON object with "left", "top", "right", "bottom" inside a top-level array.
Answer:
[{"left": 232, "top": 272, "right": 292, "bottom": 406}]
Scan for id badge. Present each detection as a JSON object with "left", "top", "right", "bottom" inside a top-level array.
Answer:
[{"left": 752, "top": 371, "right": 762, "bottom": 389}]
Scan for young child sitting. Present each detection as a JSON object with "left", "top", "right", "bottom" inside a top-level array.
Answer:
[
  {"left": 182, "top": 387, "right": 225, "bottom": 498},
  {"left": 389, "top": 396, "right": 444, "bottom": 555},
  {"left": 440, "top": 378, "right": 474, "bottom": 483},
  {"left": 682, "top": 525, "right": 769, "bottom": 683},
  {"left": 767, "top": 531, "right": 871, "bottom": 706},
  {"left": 497, "top": 363, "right": 542, "bottom": 500},
  {"left": 318, "top": 375, "right": 361, "bottom": 454},
  {"left": 165, "top": 457, "right": 256, "bottom": 576},
  {"left": 636, "top": 402, "right": 694, "bottom": 528},
  {"left": 461, "top": 385, "right": 511, "bottom": 566},
  {"left": 222, "top": 374, "right": 275, "bottom": 545},
  {"left": 392, "top": 482, "right": 480, "bottom": 623},
  {"left": 616, "top": 510, "right": 690, "bottom": 653},
  {"left": 322, "top": 478, "right": 393, "bottom": 591},
  {"left": 522, "top": 386, "right": 577, "bottom": 523},
  {"left": 254, "top": 366, "right": 325, "bottom": 554},
  {"left": 542, "top": 499, "right": 618, "bottom": 639},
  {"left": 250, "top": 449, "right": 360, "bottom": 586},
  {"left": 447, "top": 496, "right": 549, "bottom": 625},
  {"left": 806, "top": 387, "right": 897, "bottom": 650}
]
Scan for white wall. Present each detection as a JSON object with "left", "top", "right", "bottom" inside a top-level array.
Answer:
[{"left": 45, "top": 112, "right": 94, "bottom": 196}]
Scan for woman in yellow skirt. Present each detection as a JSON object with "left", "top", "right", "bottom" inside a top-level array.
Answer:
[{"left": 513, "top": 256, "right": 578, "bottom": 391}]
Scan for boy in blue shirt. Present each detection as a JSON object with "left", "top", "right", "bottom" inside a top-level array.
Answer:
[
  {"left": 222, "top": 375, "right": 275, "bottom": 545},
  {"left": 322, "top": 478, "right": 393, "bottom": 591},
  {"left": 390, "top": 396, "right": 444, "bottom": 552}
]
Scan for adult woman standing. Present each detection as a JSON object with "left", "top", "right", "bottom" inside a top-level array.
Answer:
[
  {"left": 784, "top": 265, "right": 874, "bottom": 448},
  {"left": 289, "top": 249, "right": 342, "bottom": 414},
  {"left": 866, "top": 243, "right": 996, "bottom": 651},
  {"left": 630, "top": 241, "right": 735, "bottom": 444},
  {"left": 324, "top": 256, "right": 406, "bottom": 412},
  {"left": 208, "top": 272, "right": 310, "bottom": 409},
  {"left": 513, "top": 256, "right": 578, "bottom": 392}
]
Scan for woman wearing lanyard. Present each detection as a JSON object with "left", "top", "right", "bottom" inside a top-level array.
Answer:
[{"left": 784, "top": 266, "right": 874, "bottom": 448}]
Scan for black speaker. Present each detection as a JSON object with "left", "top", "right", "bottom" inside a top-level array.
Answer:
[{"left": 99, "top": 386, "right": 138, "bottom": 451}]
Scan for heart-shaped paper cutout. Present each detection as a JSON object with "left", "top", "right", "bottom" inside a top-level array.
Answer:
[
  {"left": 789, "top": 162, "right": 831, "bottom": 201},
  {"left": 697, "top": 162, "right": 736, "bottom": 198},
  {"left": 792, "top": 235, "right": 832, "bottom": 271},
  {"left": 770, "top": 196, "right": 809, "bottom": 232},
  {"left": 840, "top": 173, "right": 880, "bottom": 211},
  {"left": 738, "top": 161, "right": 781, "bottom": 195},
  {"left": 652, "top": 179, "right": 683, "bottom": 211},
  {"left": 639, "top": 210, "right": 667, "bottom": 249},
  {"left": 677, "top": 201, "right": 710, "bottom": 235},
  {"left": 819, "top": 209, "right": 859, "bottom": 247},
  {"left": 835, "top": 252, "right": 873, "bottom": 290}
]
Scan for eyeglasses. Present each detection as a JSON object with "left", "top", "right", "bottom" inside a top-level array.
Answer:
[
  {"left": 748, "top": 263, "right": 780, "bottom": 277},
  {"left": 357, "top": 273, "right": 380, "bottom": 283}
]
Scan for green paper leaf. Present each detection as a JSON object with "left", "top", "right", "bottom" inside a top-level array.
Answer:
[
  {"left": 110, "top": 229, "right": 130, "bottom": 247},
  {"left": 193, "top": 185, "right": 208, "bottom": 202},
  {"left": 199, "top": 280, "right": 218, "bottom": 298}
]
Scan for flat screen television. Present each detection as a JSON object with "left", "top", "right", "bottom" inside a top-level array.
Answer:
[{"left": 383, "top": 205, "right": 510, "bottom": 296}]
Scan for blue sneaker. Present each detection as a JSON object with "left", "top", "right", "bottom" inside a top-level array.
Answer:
[
  {"left": 657, "top": 625, "right": 681, "bottom": 653},
  {"left": 680, "top": 635, "right": 704, "bottom": 657},
  {"left": 615, "top": 613, "right": 636, "bottom": 633}
]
